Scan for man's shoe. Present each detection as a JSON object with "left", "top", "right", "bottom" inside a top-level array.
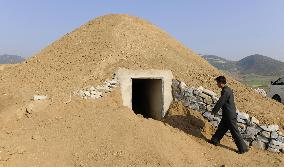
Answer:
[
  {"left": 237, "top": 148, "right": 249, "bottom": 154},
  {"left": 208, "top": 139, "right": 219, "bottom": 146}
]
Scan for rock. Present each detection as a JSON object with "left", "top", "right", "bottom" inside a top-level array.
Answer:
[
  {"left": 196, "top": 96, "right": 204, "bottom": 103},
  {"left": 183, "top": 95, "right": 195, "bottom": 103},
  {"left": 183, "top": 88, "right": 194, "bottom": 97},
  {"left": 261, "top": 131, "right": 271, "bottom": 138},
  {"left": 277, "top": 135, "right": 284, "bottom": 143},
  {"left": 211, "top": 120, "right": 219, "bottom": 127},
  {"left": 90, "top": 90, "right": 98, "bottom": 95},
  {"left": 172, "top": 79, "right": 180, "bottom": 89},
  {"left": 173, "top": 92, "right": 183, "bottom": 101},
  {"left": 202, "top": 111, "right": 211, "bottom": 118},
  {"left": 270, "top": 139, "right": 284, "bottom": 147},
  {"left": 199, "top": 93, "right": 213, "bottom": 104},
  {"left": 237, "top": 112, "right": 250, "bottom": 121},
  {"left": 89, "top": 86, "right": 96, "bottom": 91},
  {"left": 193, "top": 89, "right": 202, "bottom": 96},
  {"left": 203, "top": 112, "right": 215, "bottom": 121},
  {"left": 216, "top": 111, "right": 222, "bottom": 116},
  {"left": 90, "top": 94, "right": 101, "bottom": 99},
  {"left": 179, "top": 82, "right": 187, "bottom": 90},
  {"left": 206, "top": 105, "right": 213, "bottom": 111},
  {"left": 256, "top": 135, "right": 269, "bottom": 143},
  {"left": 250, "top": 117, "right": 260, "bottom": 125},
  {"left": 252, "top": 140, "right": 266, "bottom": 150},
  {"left": 236, "top": 109, "right": 241, "bottom": 115},
  {"left": 267, "top": 147, "right": 280, "bottom": 153},
  {"left": 188, "top": 95, "right": 198, "bottom": 102},
  {"left": 237, "top": 117, "right": 247, "bottom": 124},
  {"left": 238, "top": 127, "right": 246, "bottom": 133},
  {"left": 242, "top": 133, "right": 256, "bottom": 140},
  {"left": 90, "top": 91, "right": 103, "bottom": 99},
  {"left": 212, "top": 97, "right": 219, "bottom": 104},
  {"left": 96, "top": 85, "right": 111, "bottom": 92},
  {"left": 84, "top": 91, "right": 91, "bottom": 97},
  {"left": 104, "top": 81, "right": 111, "bottom": 87},
  {"left": 198, "top": 92, "right": 207, "bottom": 99},
  {"left": 245, "top": 126, "right": 260, "bottom": 136},
  {"left": 198, "top": 103, "right": 207, "bottom": 110},
  {"left": 271, "top": 131, "right": 279, "bottom": 139},
  {"left": 182, "top": 99, "right": 191, "bottom": 107},
  {"left": 203, "top": 97, "right": 213, "bottom": 105},
  {"left": 197, "top": 86, "right": 204, "bottom": 91},
  {"left": 202, "top": 89, "right": 217, "bottom": 97},
  {"left": 189, "top": 102, "right": 199, "bottom": 110},
  {"left": 238, "top": 123, "right": 246, "bottom": 129},
  {"left": 33, "top": 95, "right": 48, "bottom": 101},
  {"left": 260, "top": 125, "right": 279, "bottom": 132},
  {"left": 78, "top": 90, "right": 85, "bottom": 97},
  {"left": 213, "top": 116, "right": 221, "bottom": 122},
  {"left": 108, "top": 79, "right": 118, "bottom": 85}
]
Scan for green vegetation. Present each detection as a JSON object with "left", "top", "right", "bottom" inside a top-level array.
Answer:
[{"left": 240, "top": 74, "right": 279, "bottom": 91}]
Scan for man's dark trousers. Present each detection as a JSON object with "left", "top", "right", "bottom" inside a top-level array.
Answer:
[
  {"left": 210, "top": 85, "right": 248, "bottom": 152},
  {"left": 211, "top": 117, "right": 247, "bottom": 152}
]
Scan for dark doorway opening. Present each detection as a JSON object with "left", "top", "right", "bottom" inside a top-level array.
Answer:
[{"left": 132, "top": 79, "right": 163, "bottom": 120}]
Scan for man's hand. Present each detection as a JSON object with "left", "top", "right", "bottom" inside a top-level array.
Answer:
[{"left": 211, "top": 89, "right": 230, "bottom": 114}]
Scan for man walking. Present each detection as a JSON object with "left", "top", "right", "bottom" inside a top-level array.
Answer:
[{"left": 209, "top": 76, "right": 249, "bottom": 154}]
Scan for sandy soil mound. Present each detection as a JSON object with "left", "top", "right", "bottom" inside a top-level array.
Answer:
[
  {"left": 0, "top": 14, "right": 283, "bottom": 128},
  {"left": 0, "top": 14, "right": 283, "bottom": 166}
]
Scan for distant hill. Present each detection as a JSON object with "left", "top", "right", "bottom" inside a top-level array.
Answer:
[
  {"left": 0, "top": 54, "right": 25, "bottom": 64},
  {"left": 237, "top": 54, "right": 284, "bottom": 76},
  {"left": 203, "top": 54, "right": 284, "bottom": 90},
  {"left": 203, "top": 54, "right": 284, "bottom": 76}
]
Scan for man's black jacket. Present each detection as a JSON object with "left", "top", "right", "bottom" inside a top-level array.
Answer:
[{"left": 212, "top": 85, "right": 237, "bottom": 120}]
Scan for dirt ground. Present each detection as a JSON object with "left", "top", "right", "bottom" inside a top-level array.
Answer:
[
  {"left": 0, "top": 14, "right": 283, "bottom": 166},
  {"left": 0, "top": 90, "right": 283, "bottom": 167}
]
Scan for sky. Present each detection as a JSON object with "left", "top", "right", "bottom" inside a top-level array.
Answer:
[{"left": 0, "top": 0, "right": 283, "bottom": 61}]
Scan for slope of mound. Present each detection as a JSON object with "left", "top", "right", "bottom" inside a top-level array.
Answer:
[
  {"left": 0, "top": 90, "right": 283, "bottom": 166},
  {"left": 0, "top": 14, "right": 283, "bottom": 130}
]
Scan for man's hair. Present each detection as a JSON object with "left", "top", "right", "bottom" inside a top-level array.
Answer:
[{"left": 215, "top": 76, "right": 227, "bottom": 84}]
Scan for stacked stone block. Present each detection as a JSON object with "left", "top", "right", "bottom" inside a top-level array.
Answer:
[{"left": 74, "top": 78, "right": 118, "bottom": 99}]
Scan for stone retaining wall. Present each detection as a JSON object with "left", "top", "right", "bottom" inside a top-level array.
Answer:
[
  {"left": 172, "top": 79, "right": 284, "bottom": 153},
  {"left": 74, "top": 77, "right": 118, "bottom": 99}
]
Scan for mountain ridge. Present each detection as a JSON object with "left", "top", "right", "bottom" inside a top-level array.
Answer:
[
  {"left": 0, "top": 54, "right": 25, "bottom": 64},
  {"left": 203, "top": 54, "right": 284, "bottom": 76}
]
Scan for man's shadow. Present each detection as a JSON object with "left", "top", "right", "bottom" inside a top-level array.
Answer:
[{"left": 163, "top": 112, "right": 236, "bottom": 152}]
